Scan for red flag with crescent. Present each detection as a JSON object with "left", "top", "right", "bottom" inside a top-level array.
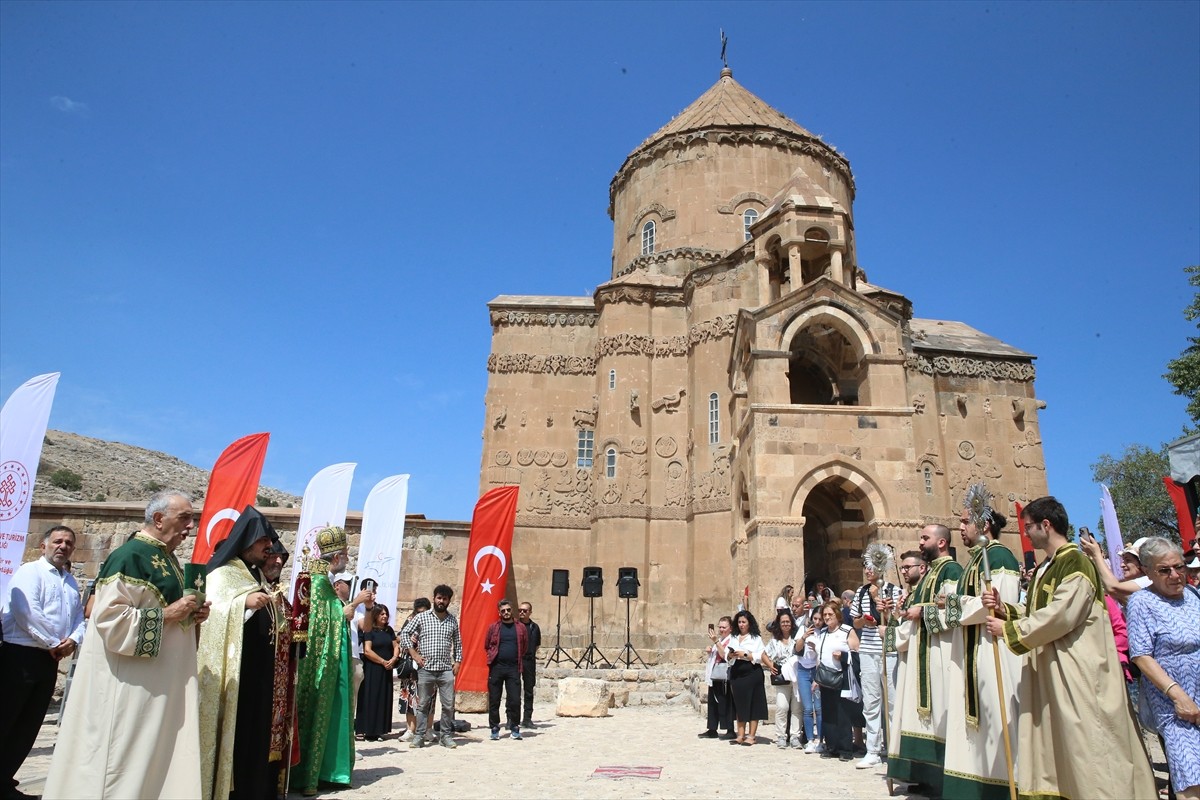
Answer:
[
  {"left": 457, "top": 485, "right": 519, "bottom": 693},
  {"left": 192, "top": 432, "right": 270, "bottom": 564}
]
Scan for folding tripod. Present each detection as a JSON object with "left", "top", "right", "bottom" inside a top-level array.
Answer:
[
  {"left": 615, "top": 595, "right": 647, "bottom": 668},
  {"left": 578, "top": 595, "right": 612, "bottom": 668},
  {"left": 545, "top": 594, "right": 579, "bottom": 667}
]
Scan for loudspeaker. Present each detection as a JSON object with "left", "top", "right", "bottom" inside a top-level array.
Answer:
[
  {"left": 551, "top": 569, "right": 570, "bottom": 597},
  {"left": 617, "top": 567, "right": 640, "bottom": 599},
  {"left": 582, "top": 566, "right": 604, "bottom": 598}
]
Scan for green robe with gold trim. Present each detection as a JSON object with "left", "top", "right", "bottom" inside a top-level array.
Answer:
[
  {"left": 942, "top": 541, "right": 1022, "bottom": 800},
  {"left": 999, "top": 544, "right": 1154, "bottom": 800},
  {"left": 294, "top": 572, "right": 353, "bottom": 792},
  {"left": 44, "top": 532, "right": 203, "bottom": 800},
  {"left": 886, "top": 554, "right": 963, "bottom": 794}
]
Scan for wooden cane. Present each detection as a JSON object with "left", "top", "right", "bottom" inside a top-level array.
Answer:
[
  {"left": 981, "top": 544, "right": 1017, "bottom": 800},
  {"left": 879, "top": 595, "right": 896, "bottom": 797}
]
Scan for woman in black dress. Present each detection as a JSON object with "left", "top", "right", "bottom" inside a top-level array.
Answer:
[
  {"left": 726, "top": 609, "right": 774, "bottom": 745},
  {"left": 356, "top": 605, "right": 398, "bottom": 740}
]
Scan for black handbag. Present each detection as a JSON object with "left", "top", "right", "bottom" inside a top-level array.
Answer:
[
  {"left": 395, "top": 653, "right": 418, "bottom": 680},
  {"left": 814, "top": 632, "right": 845, "bottom": 690}
]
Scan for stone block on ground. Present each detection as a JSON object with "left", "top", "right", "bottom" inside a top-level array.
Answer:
[{"left": 556, "top": 677, "right": 610, "bottom": 717}]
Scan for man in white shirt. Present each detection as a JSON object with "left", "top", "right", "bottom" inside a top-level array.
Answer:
[
  {"left": 0, "top": 525, "right": 85, "bottom": 800},
  {"left": 333, "top": 574, "right": 374, "bottom": 725}
]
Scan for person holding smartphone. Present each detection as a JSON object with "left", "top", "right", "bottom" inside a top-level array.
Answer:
[
  {"left": 726, "top": 610, "right": 773, "bottom": 745},
  {"left": 699, "top": 617, "right": 735, "bottom": 739}
]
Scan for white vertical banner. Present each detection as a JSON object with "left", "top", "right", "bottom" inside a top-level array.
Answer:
[
  {"left": 288, "top": 462, "right": 356, "bottom": 600},
  {"left": 1099, "top": 484, "right": 1124, "bottom": 576},
  {"left": 355, "top": 475, "right": 410, "bottom": 618},
  {"left": 0, "top": 372, "right": 61, "bottom": 604}
]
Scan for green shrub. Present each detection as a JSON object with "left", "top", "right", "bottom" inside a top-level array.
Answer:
[{"left": 49, "top": 468, "right": 83, "bottom": 492}]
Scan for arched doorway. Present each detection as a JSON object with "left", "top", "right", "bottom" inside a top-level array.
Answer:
[{"left": 796, "top": 471, "right": 881, "bottom": 595}]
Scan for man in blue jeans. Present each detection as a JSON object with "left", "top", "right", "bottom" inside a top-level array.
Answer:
[
  {"left": 406, "top": 584, "right": 463, "bottom": 749},
  {"left": 484, "top": 599, "right": 528, "bottom": 740}
]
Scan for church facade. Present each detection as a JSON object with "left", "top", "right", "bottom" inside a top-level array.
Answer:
[{"left": 480, "top": 68, "right": 1048, "bottom": 657}]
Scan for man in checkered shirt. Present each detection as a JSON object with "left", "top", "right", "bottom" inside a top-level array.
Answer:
[{"left": 405, "top": 584, "right": 463, "bottom": 749}]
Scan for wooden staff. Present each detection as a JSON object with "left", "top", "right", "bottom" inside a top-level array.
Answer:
[{"left": 981, "top": 540, "right": 1017, "bottom": 800}]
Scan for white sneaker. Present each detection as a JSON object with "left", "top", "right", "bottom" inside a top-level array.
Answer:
[
  {"left": 804, "top": 741, "right": 824, "bottom": 754},
  {"left": 776, "top": 739, "right": 788, "bottom": 749},
  {"left": 400, "top": 730, "right": 413, "bottom": 742},
  {"left": 856, "top": 753, "right": 882, "bottom": 769}
]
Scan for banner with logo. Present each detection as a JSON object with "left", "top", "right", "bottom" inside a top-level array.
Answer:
[
  {"left": 457, "top": 485, "right": 519, "bottom": 693},
  {"left": 288, "top": 462, "right": 356, "bottom": 600},
  {"left": 0, "top": 372, "right": 61, "bottom": 604},
  {"left": 192, "top": 433, "right": 270, "bottom": 564},
  {"left": 1099, "top": 484, "right": 1124, "bottom": 576},
  {"left": 355, "top": 475, "right": 409, "bottom": 619}
]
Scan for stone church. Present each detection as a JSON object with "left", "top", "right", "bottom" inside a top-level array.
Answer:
[{"left": 480, "top": 67, "right": 1048, "bottom": 657}]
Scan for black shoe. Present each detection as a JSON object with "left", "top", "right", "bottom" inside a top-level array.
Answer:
[
  {"left": 697, "top": 730, "right": 718, "bottom": 738},
  {"left": 839, "top": 752, "right": 855, "bottom": 762},
  {"left": 820, "top": 750, "right": 837, "bottom": 759},
  {"left": 522, "top": 718, "right": 534, "bottom": 728},
  {"left": 718, "top": 732, "right": 738, "bottom": 740}
]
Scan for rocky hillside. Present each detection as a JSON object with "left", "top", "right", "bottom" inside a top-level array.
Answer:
[{"left": 35, "top": 430, "right": 301, "bottom": 507}]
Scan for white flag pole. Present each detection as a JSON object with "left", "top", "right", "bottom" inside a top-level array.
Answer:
[
  {"left": 0, "top": 372, "right": 61, "bottom": 604},
  {"left": 356, "top": 475, "right": 410, "bottom": 618},
  {"left": 288, "top": 462, "right": 355, "bottom": 600}
]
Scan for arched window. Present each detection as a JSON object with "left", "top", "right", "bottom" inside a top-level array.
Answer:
[
  {"left": 708, "top": 392, "right": 720, "bottom": 444},
  {"left": 641, "top": 220, "right": 656, "bottom": 255},
  {"left": 577, "top": 430, "right": 594, "bottom": 468},
  {"left": 923, "top": 464, "right": 933, "bottom": 495},
  {"left": 605, "top": 447, "right": 618, "bottom": 479},
  {"left": 609, "top": 369, "right": 616, "bottom": 390},
  {"left": 742, "top": 208, "right": 758, "bottom": 241}
]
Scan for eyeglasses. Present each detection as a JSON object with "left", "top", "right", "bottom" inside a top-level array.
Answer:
[
  {"left": 1154, "top": 564, "right": 1187, "bottom": 576},
  {"left": 518, "top": 609, "right": 531, "bottom": 614},
  {"left": 899, "top": 565, "right": 921, "bottom": 571}
]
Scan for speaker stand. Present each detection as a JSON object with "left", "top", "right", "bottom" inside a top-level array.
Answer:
[
  {"left": 615, "top": 595, "right": 647, "bottom": 668},
  {"left": 579, "top": 596, "right": 612, "bottom": 669},
  {"left": 545, "top": 595, "right": 579, "bottom": 668}
]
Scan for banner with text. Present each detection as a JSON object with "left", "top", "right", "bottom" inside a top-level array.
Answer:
[
  {"left": 0, "top": 372, "right": 60, "bottom": 604},
  {"left": 355, "top": 475, "right": 410, "bottom": 618},
  {"left": 457, "top": 485, "right": 519, "bottom": 693},
  {"left": 288, "top": 462, "right": 356, "bottom": 600},
  {"left": 193, "top": 433, "right": 270, "bottom": 564}
]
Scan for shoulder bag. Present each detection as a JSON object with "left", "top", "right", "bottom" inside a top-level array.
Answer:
[{"left": 814, "top": 631, "right": 846, "bottom": 690}]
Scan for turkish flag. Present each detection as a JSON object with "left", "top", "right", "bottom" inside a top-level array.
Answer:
[
  {"left": 192, "top": 433, "right": 270, "bottom": 564},
  {"left": 457, "top": 485, "right": 519, "bottom": 693}
]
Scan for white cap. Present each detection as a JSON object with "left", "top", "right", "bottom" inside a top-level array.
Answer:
[
  {"left": 1120, "top": 537, "right": 1149, "bottom": 559},
  {"left": 332, "top": 572, "right": 353, "bottom": 584}
]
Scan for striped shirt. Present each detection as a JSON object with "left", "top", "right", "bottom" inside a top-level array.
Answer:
[{"left": 850, "top": 582, "right": 902, "bottom": 655}]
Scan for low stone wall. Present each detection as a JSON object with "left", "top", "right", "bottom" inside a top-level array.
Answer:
[{"left": 538, "top": 665, "right": 706, "bottom": 712}]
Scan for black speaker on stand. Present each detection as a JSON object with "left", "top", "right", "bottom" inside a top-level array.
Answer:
[
  {"left": 579, "top": 566, "right": 612, "bottom": 668},
  {"left": 545, "top": 569, "right": 578, "bottom": 667},
  {"left": 615, "top": 567, "right": 647, "bottom": 668}
]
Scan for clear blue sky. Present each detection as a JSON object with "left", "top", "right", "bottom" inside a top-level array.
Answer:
[{"left": 2, "top": 1, "right": 1197, "bottom": 531}]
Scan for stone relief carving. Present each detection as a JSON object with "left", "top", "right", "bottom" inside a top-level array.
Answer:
[
  {"left": 654, "top": 436, "right": 678, "bottom": 458},
  {"left": 547, "top": 415, "right": 554, "bottom": 428},
  {"left": 534, "top": 449, "right": 551, "bottom": 466},
  {"left": 651, "top": 388, "right": 687, "bottom": 413},
  {"left": 630, "top": 389, "right": 640, "bottom": 414},
  {"left": 492, "top": 406, "right": 506, "bottom": 429},
  {"left": 523, "top": 468, "right": 594, "bottom": 518},
  {"left": 551, "top": 449, "right": 568, "bottom": 468},
  {"left": 625, "top": 203, "right": 677, "bottom": 240},
  {"left": 516, "top": 449, "right": 533, "bottom": 466},
  {"left": 958, "top": 440, "right": 976, "bottom": 460},
  {"left": 904, "top": 353, "right": 1036, "bottom": 383},
  {"left": 1013, "top": 430, "right": 1046, "bottom": 471},
  {"left": 630, "top": 436, "right": 647, "bottom": 455},
  {"left": 601, "top": 481, "right": 623, "bottom": 505},
  {"left": 912, "top": 393, "right": 926, "bottom": 415},
  {"left": 983, "top": 397, "right": 992, "bottom": 418},
  {"left": 689, "top": 314, "right": 738, "bottom": 348},
  {"left": 488, "top": 353, "right": 597, "bottom": 376},
  {"left": 665, "top": 460, "right": 688, "bottom": 507},
  {"left": 519, "top": 411, "right": 527, "bottom": 427},
  {"left": 611, "top": 131, "right": 854, "bottom": 201},
  {"left": 717, "top": 191, "right": 771, "bottom": 214},
  {"left": 955, "top": 394, "right": 969, "bottom": 417},
  {"left": 572, "top": 396, "right": 599, "bottom": 429},
  {"left": 495, "top": 450, "right": 511, "bottom": 466},
  {"left": 491, "top": 310, "right": 598, "bottom": 328},
  {"left": 695, "top": 446, "right": 731, "bottom": 500},
  {"left": 625, "top": 455, "right": 647, "bottom": 504},
  {"left": 1012, "top": 397, "right": 1025, "bottom": 422},
  {"left": 613, "top": 246, "right": 724, "bottom": 279}
]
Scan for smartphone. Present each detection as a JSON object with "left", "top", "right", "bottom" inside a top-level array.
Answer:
[
  {"left": 1079, "top": 526, "right": 1091, "bottom": 540},
  {"left": 708, "top": 623, "right": 715, "bottom": 633}
]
